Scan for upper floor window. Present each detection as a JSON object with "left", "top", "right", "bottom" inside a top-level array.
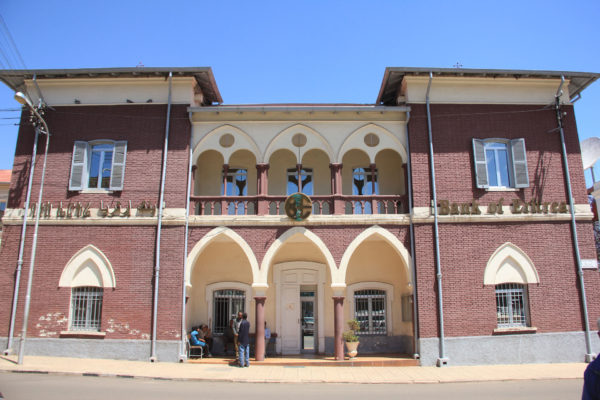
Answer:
[
  {"left": 352, "top": 167, "right": 378, "bottom": 195},
  {"left": 69, "top": 141, "right": 127, "bottom": 191},
  {"left": 287, "top": 167, "right": 313, "bottom": 195},
  {"left": 472, "top": 138, "right": 529, "bottom": 189},
  {"left": 222, "top": 168, "right": 247, "bottom": 196}
]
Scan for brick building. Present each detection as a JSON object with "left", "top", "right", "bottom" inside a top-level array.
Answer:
[{"left": 0, "top": 67, "right": 598, "bottom": 366}]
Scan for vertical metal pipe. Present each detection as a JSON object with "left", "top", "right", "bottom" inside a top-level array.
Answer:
[
  {"left": 17, "top": 123, "right": 50, "bottom": 365},
  {"left": 404, "top": 110, "right": 420, "bottom": 359},
  {"left": 555, "top": 76, "right": 594, "bottom": 361},
  {"left": 150, "top": 72, "right": 172, "bottom": 361},
  {"left": 5, "top": 126, "right": 39, "bottom": 355},
  {"left": 179, "top": 115, "right": 194, "bottom": 361},
  {"left": 425, "top": 72, "right": 447, "bottom": 366}
]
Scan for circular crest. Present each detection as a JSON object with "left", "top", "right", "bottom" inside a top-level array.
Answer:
[
  {"left": 291, "top": 133, "right": 307, "bottom": 147},
  {"left": 219, "top": 133, "right": 235, "bottom": 148},
  {"left": 284, "top": 193, "right": 313, "bottom": 221}
]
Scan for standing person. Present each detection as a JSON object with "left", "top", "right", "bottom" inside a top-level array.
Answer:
[
  {"left": 238, "top": 312, "right": 251, "bottom": 368},
  {"left": 233, "top": 311, "right": 243, "bottom": 359},
  {"left": 582, "top": 318, "right": 600, "bottom": 399}
]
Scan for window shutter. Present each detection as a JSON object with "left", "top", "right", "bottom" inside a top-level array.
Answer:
[
  {"left": 510, "top": 138, "right": 529, "bottom": 188},
  {"left": 109, "top": 141, "right": 127, "bottom": 190},
  {"left": 472, "top": 139, "right": 489, "bottom": 188},
  {"left": 69, "top": 141, "right": 89, "bottom": 191}
]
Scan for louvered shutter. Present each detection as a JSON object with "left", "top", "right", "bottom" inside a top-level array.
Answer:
[
  {"left": 510, "top": 138, "right": 529, "bottom": 188},
  {"left": 472, "top": 139, "right": 489, "bottom": 188},
  {"left": 69, "top": 141, "right": 89, "bottom": 191},
  {"left": 109, "top": 141, "right": 127, "bottom": 190}
]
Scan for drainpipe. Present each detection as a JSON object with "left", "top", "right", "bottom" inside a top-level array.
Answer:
[
  {"left": 4, "top": 126, "right": 40, "bottom": 356},
  {"left": 426, "top": 72, "right": 447, "bottom": 367},
  {"left": 404, "top": 110, "right": 420, "bottom": 360},
  {"left": 150, "top": 71, "right": 173, "bottom": 362},
  {"left": 555, "top": 76, "right": 594, "bottom": 362},
  {"left": 179, "top": 115, "right": 194, "bottom": 361}
]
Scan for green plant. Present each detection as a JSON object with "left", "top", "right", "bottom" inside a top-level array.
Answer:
[{"left": 343, "top": 319, "right": 360, "bottom": 342}]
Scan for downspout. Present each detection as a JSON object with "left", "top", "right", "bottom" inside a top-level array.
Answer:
[
  {"left": 404, "top": 110, "right": 420, "bottom": 359},
  {"left": 5, "top": 126, "right": 40, "bottom": 355},
  {"left": 179, "top": 113, "right": 194, "bottom": 361},
  {"left": 150, "top": 71, "right": 172, "bottom": 362},
  {"left": 426, "top": 72, "right": 447, "bottom": 366},
  {"left": 6, "top": 74, "right": 43, "bottom": 355},
  {"left": 555, "top": 76, "right": 594, "bottom": 361}
]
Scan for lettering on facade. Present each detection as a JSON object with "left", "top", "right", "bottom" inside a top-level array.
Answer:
[
  {"left": 28, "top": 200, "right": 157, "bottom": 219},
  {"left": 438, "top": 198, "right": 569, "bottom": 216}
]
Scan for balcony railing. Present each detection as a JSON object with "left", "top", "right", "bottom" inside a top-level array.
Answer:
[{"left": 190, "top": 195, "right": 408, "bottom": 216}]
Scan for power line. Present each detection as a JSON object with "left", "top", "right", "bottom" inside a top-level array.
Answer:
[{"left": 0, "top": 14, "right": 27, "bottom": 69}]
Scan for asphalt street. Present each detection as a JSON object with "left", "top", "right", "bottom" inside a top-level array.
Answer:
[{"left": 0, "top": 372, "right": 584, "bottom": 400}]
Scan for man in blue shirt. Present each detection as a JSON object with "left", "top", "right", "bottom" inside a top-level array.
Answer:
[
  {"left": 583, "top": 318, "right": 600, "bottom": 400},
  {"left": 238, "top": 313, "right": 251, "bottom": 367},
  {"left": 190, "top": 326, "right": 208, "bottom": 357}
]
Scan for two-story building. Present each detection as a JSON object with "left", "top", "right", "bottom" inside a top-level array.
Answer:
[{"left": 0, "top": 67, "right": 598, "bottom": 366}]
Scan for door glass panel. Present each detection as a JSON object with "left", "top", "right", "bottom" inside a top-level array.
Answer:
[{"left": 301, "top": 290, "right": 315, "bottom": 351}]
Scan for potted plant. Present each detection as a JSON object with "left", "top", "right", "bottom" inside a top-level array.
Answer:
[{"left": 343, "top": 319, "right": 360, "bottom": 359}]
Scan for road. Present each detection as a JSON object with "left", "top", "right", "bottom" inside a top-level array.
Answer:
[{"left": 0, "top": 372, "right": 583, "bottom": 400}]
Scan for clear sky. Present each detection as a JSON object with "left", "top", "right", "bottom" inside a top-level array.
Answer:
[{"left": 1, "top": 0, "right": 599, "bottom": 181}]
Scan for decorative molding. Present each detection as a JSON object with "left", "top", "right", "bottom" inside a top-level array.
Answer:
[
  {"left": 59, "top": 244, "right": 115, "bottom": 288},
  {"left": 484, "top": 242, "right": 539, "bottom": 285}
]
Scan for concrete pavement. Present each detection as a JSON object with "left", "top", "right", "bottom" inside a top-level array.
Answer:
[{"left": 0, "top": 355, "right": 587, "bottom": 384}]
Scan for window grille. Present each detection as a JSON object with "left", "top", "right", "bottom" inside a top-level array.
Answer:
[
  {"left": 354, "top": 289, "right": 386, "bottom": 335},
  {"left": 70, "top": 287, "right": 103, "bottom": 331},
  {"left": 495, "top": 283, "right": 528, "bottom": 328},
  {"left": 213, "top": 289, "right": 245, "bottom": 335}
]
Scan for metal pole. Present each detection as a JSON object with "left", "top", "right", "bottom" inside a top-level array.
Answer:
[
  {"left": 150, "top": 72, "right": 172, "bottom": 361},
  {"left": 555, "top": 76, "right": 594, "bottom": 361},
  {"left": 425, "top": 72, "right": 447, "bottom": 366},
  {"left": 17, "top": 114, "right": 50, "bottom": 365},
  {"left": 5, "top": 125, "right": 40, "bottom": 355}
]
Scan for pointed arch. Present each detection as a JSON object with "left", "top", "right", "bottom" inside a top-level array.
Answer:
[
  {"left": 259, "top": 227, "right": 336, "bottom": 285},
  {"left": 337, "top": 123, "right": 407, "bottom": 163},
  {"left": 185, "top": 227, "right": 259, "bottom": 289},
  {"left": 484, "top": 242, "right": 539, "bottom": 285},
  {"left": 338, "top": 225, "right": 412, "bottom": 285},
  {"left": 193, "top": 124, "right": 261, "bottom": 165},
  {"left": 263, "top": 123, "right": 334, "bottom": 163},
  {"left": 59, "top": 244, "right": 116, "bottom": 288}
]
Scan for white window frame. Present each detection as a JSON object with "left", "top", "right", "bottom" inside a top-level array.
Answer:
[
  {"left": 69, "top": 140, "right": 127, "bottom": 192},
  {"left": 347, "top": 282, "right": 393, "bottom": 336},
  {"left": 494, "top": 283, "right": 530, "bottom": 328},
  {"left": 205, "top": 282, "right": 251, "bottom": 334},
  {"left": 472, "top": 138, "right": 529, "bottom": 190},
  {"left": 69, "top": 286, "right": 103, "bottom": 332}
]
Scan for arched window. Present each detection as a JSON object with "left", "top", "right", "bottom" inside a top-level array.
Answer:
[
  {"left": 213, "top": 289, "right": 245, "bottom": 335},
  {"left": 71, "top": 287, "right": 103, "bottom": 331},
  {"left": 495, "top": 283, "right": 528, "bottom": 328}
]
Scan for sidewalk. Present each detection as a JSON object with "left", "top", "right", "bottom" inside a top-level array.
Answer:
[{"left": 0, "top": 355, "right": 587, "bottom": 384}]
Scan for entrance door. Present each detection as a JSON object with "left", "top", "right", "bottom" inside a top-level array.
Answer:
[
  {"left": 301, "top": 289, "right": 316, "bottom": 353},
  {"left": 281, "top": 284, "right": 300, "bottom": 354}
]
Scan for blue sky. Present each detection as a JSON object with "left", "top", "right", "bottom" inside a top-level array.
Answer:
[{"left": 1, "top": 0, "right": 599, "bottom": 182}]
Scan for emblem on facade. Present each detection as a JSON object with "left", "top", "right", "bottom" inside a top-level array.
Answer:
[{"left": 284, "top": 193, "right": 312, "bottom": 221}]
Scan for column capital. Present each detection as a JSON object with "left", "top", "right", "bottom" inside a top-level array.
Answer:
[
  {"left": 256, "top": 163, "right": 270, "bottom": 171},
  {"left": 253, "top": 296, "right": 267, "bottom": 302}
]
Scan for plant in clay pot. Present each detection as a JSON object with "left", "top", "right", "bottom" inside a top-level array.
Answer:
[{"left": 343, "top": 319, "right": 360, "bottom": 359}]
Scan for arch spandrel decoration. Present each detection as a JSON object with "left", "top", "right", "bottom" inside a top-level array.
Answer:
[
  {"left": 185, "top": 227, "right": 260, "bottom": 291},
  {"left": 337, "top": 123, "right": 407, "bottom": 164},
  {"left": 59, "top": 244, "right": 116, "bottom": 288},
  {"left": 193, "top": 124, "right": 261, "bottom": 165},
  {"left": 483, "top": 242, "right": 539, "bottom": 285},
  {"left": 263, "top": 123, "right": 334, "bottom": 163}
]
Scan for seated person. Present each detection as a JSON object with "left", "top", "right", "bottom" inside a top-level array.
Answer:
[
  {"left": 190, "top": 326, "right": 212, "bottom": 357},
  {"left": 198, "top": 324, "right": 213, "bottom": 357}
]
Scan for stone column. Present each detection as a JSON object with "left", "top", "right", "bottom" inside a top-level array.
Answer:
[
  {"left": 329, "top": 163, "right": 344, "bottom": 215},
  {"left": 256, "top": 164, "right": 270, "bottom": 215},
  {"left": 333, "top": 296, "right": 345, "bottom": 360},
  {"left": 190, "top": 165, "right": 198, "bottom": 214},
  {"left": 370, "top": 163, "right": 377, "bottom": 214},
  {"left": 221, "top": 164, "right": 229, "bottom": 215},
  {"left": 254, "top": 296, "right": 266, "bottom": 361}
]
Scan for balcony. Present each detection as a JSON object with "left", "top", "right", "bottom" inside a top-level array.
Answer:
[{"left": 190, "top": 194, "right": 408, "bottom": 216}]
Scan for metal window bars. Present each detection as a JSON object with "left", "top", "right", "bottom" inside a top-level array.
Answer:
[
  {"left": 354, "top": 289, "right": 386, "bottom": 335},
  {"left": 495, "top": 283, "right": 528, "bottom": 328},
  {"left": 70, "top": 287, "right": 103, "bottom": 331},
  {"left": 213, "top": 289, "right": 245, "bottom": 335}
]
